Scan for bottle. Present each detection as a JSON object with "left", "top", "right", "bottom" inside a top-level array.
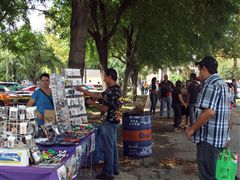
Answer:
[{"left": 31, "top": 147, "right": 41, "bottom": 164}]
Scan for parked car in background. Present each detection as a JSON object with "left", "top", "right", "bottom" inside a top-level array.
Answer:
[
  {"left": 21, "top": 85, "right": 39, "bottom": 93},
  {"left": 0, "top": 82, "right": 22, "bottom": 91},
  {"left": 83, "top": 84, "right": 103, "bottom": 93},
  {"left": 0, "top": 83, "right": 32, "bottom": 105},
  {"left": 14, "top": 91, "right": 32, "bottom": 105},
  {"left": 0, "top": 86, "right": 20, "bottom": 106}
]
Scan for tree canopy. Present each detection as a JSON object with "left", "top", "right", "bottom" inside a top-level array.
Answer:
[{"left": 0, "top": 0, "right": 240, "bottom": 87}]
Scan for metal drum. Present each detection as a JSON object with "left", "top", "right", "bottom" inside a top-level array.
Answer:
[{"left": 122, "top": 114, "right": 152, "bottom": 158}]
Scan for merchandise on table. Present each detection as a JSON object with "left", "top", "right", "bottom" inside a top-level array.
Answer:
[{"left": 0, "top": 105, "right": 37, "bottom": 149}]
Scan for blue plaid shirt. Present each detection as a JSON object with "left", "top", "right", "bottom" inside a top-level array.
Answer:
[{"left": 193, "top": 74, "right": 230, "bottom": 148}]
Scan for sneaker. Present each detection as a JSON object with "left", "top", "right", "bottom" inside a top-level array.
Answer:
[
  {"left": 167, "top": 116, "right": 172, "bottom": 119},
  {"left": 96, "top": 173, "right": 114, "bottom": 180}
]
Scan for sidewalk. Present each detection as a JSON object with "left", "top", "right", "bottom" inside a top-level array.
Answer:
[
  {"left": 79, "top": 96, "right": 239, "bottom": 180},
  {"left": 79, "top": 96, "right": 198, "bottom": 179}
]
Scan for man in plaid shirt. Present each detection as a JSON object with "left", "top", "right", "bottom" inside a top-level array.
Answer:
[{"left": 186, "top": 56, "right": 230, "bottom": 180}]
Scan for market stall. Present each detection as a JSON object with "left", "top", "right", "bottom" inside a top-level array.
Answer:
[
  {"left": 0, "top": 131, "right": 95, "bottom": 180},
  {"left": 0, "top": 69, "right": 97, "bottom": 180}
]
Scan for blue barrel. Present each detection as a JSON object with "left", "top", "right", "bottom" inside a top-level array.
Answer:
[{"left": 122, "top": 114, "right": 152, "bottom": 158}]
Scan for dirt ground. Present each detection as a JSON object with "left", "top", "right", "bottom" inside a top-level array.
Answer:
[
  {"left": 114, "top": 116, "right": 198, "bottom": 180},
  {"left": 80, "top": 96, "right": 200, "bottom": 180}
]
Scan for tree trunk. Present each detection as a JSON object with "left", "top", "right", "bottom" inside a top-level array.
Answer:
[
  {"left": 233, "top": 57, "right": 238, "bottom": 80},
  {"left": 30, "top": 58, "right": 39, "bottom": 84},
  {"left": 122, "top": 62, "right": 132, "bottom": 97},
  {"left": 121, "top": 24, "right": 137, "bottom": 97},
  {"left": 68, "top": 0, "right": 88, "bottom": 77},
  {"left": 12, "top": 65, "right": 17, "bottom": 82},
  {"left": 131, "top": 64, "right": 139, "bottom": 102},
  {"left": 95, "top": 37, "right": 109, "bottom": 89},
  {"left": 95, "top": 37, "right": 108, "bottom": 71}
]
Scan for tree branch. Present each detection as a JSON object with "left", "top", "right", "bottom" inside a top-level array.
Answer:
[
  {"left": 0, "top": 0, "right": 14, "bottom": 22},
  {"left": 118, "top": 50, "right": 126, "bottom": 61},
  {"left": 99, "top": 0, "right": 107, "bottom": 35},
  {"left": 112, "top": 53, "right": 126, "bottom": 64},
  {"left": 105, "top": 0, "right": 135, "bottom": 41},
  {"left": 89, "top": 0, "right": 100, "bottom": 36},
  {"left": 28, "top": 7, "right": 50, "bottom": 15}
]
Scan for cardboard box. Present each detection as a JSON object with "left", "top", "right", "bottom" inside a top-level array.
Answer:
[
  {"left": 44, "top": 110, "right": 56, "bottom": 125},
  {"left": 0, "top": 148, "right": 29, "bottom": 167}
]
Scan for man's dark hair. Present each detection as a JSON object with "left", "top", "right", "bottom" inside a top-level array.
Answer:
[
  {"left": 105, "top": 68, "right": 118, "bottom": 81},
  {"left": 190, "top": 73, "right": 197, "bottom": 80},
  {"left": 195, "top": 56, "right": 218, "bottom": 74},
  {"left": 40, "top": 73, "right": 50, "bottom": 80}
]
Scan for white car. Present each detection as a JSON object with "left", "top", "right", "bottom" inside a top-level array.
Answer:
[
  {"left": 83, "top": 84, "right": 103, "bottom": 93},
  {"left": 236, "top": 84, "right": 240, "bottom": 99}
]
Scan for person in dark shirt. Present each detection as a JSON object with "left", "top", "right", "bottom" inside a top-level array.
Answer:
[
  {"left": 187, "top": 73, "right": 201, "bottom": 126},
  {"left": 172, "top": 80, "right": 187, "bottom": 132},
  {"left": 159, "top": 75, "right": 174, "bottom": 118},
  {"left": 77, "top": 68, "right": 122, "bottom": 180}
]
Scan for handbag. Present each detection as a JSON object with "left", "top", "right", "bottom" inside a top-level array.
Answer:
[{"left": 216, "top": 148, "right": 238, "bottom": 180}]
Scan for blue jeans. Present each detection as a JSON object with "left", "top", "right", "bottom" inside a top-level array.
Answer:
[
  {"left": 150, "top": 94, "right": 158, "bottom": 116},
  {"left": 197, "top": 141, "right": 222, "bottom": 180},
  {"left": 189, "top": 104, "right": 195, "bottom": 126},
  {"left": 160, "top": 96, "right": 172, "bottom": 117},
  {"left": 100, "top": 121, "right": 119, "bottom": 176}
]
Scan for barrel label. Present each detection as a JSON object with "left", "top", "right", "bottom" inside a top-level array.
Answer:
[
  {"left": 123, "top": 143, "right": 152, "bottom": 157},
  {"left": 123, "top": 129, "right": 152, "bottom": 141}
]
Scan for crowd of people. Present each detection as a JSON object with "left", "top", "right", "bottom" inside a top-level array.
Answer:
[
  {"left": 146, "top": 67, "right": 237, "bottom": 133},
  {"left": 147, "top": 73, "right": 202, "bottom": 132},
  {"left": 147, "top": 56, "right": 236, "bottom": 180}
]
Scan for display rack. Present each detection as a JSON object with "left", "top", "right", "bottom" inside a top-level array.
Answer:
[
  {"left": 0, "top": 106, "right": 37, "bottom": 147},
  {"left": 50, "top": 69, "right": 88, "bottom": 132},
  {"left": 50, "top": 73, "right": 70, "bottom": 133},
  {"left": 64, "top": 68, "right": 87, "bottom": 126}
]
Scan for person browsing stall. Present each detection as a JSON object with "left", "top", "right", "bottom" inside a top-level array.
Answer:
[
  {"left": 76, "top": 68, "right": 122, "bottom": 180},
  {"left": 27, "top": 73, "right": 54, "bottom": 126},
  {"left": 185, "top": 56, "right": 230, "bottom": 180}
]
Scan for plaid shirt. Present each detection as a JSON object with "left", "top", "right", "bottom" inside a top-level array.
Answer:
[{"left": 193, "top": 74, "right": 230, "bottom": 148}]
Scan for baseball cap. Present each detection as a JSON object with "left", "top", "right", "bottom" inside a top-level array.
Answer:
[{"left": 195, "top": 56, "right": 218, "bottom": 74}]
